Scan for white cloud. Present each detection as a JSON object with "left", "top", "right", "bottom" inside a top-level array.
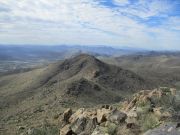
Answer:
[
  {"left": 165, "top": 17, "right": 180, "bottom": 31},
  {"left": 0, "top": 0, "right": 179, "bottom": 50},
  {"left": 113, "top": 0, "right": 129, "bottom": 6},
  {"left": 117, "top": 0, "right": 172, "bottom": 19}
]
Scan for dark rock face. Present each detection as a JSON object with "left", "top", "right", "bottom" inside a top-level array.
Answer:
[
  {"left": 71, "top": 117, "right": 98, "bottom": 135},
  {"left": 83, "top": 117, "right": 98, "bottom": 135},
  {"left": 60, "top": 54, "right": 152, "bottom": 99},
  {"left": 62, "top": 108, "right": 72, "bottom": 123},
  {"left": 65, "top": 78, "right": 98, "bottom": 96},
  {"left": 143, "top": 123, "right": 180, "bottom": 135},
  {"left": 71, "top": 117, "right": 87, "bottom": 134}
]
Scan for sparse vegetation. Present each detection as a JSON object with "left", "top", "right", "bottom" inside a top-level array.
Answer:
[
  {"left": 107, "top": 122, "right": 117, "bottom": 135},
  {"left": 1, "top": 53, "right": 180, "bottom": 135},
  {"left": 140, "top": 113, "right": 160, "bottom": 132}
]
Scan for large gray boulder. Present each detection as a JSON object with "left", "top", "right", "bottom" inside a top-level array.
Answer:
[
  {"left": 108, "top": 109, "right": 127, "bottom": 124},
  {"left": 143, "top": 123, "right": 180, "bottom": 135}
]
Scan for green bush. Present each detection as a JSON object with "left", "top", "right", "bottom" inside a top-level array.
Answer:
[
  {"left": 107, "top": 122, "right": 117, "bottom": 135},
  {"left": 140, "top": 113, "right": 160, "bottom": 132},
  {"left": 29, "top": 126, "right": 59, "bottom": 135}
]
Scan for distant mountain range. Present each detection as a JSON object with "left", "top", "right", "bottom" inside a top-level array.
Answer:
[{"left": 0, "top": 45, "right": 148, "bottom": 61}]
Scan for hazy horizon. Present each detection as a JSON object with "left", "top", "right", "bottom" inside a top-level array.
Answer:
[{"left": 1, "top": 44, "right": 180, "bottom": 51}]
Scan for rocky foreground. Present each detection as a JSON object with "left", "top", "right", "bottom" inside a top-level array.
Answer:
[{"left": 59, "top": 87, "right": 180, "bottom": 135}]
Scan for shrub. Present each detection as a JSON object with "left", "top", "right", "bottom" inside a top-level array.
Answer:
[
  {"left": 107, "top": 122, "right": 117, "bottom": 135},
  {"left": 140, "top": 113, "right": 160, "bottom": 132},
  {"left": 29, "top": 126, "right": 59, "bottom": 135}
]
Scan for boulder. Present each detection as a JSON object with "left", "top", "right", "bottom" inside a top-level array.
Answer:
[
  {"left": 71, "top": 116, "right": 98, "bottom": 135},
  {"left": 125, "top": 97, "right": 137, "bottom": 112},
  {"left": 126, "top": 117, "right": 137, "bottom": 129},
  {"left": 108, "top": 109, "right": 127, "bottom": 124},
  {"left": 69, "top": 108, "right": 85, "bottom": 123},
  {"left": 96, "top": 108, "right": 111, "bottom": 123},
  {"left": 143, "top": 123, "right": 180, "bottom": 135},
  {"left": 170, "top": 88, "right": 176, "bottom": 96},
  {"left": 71, "top": 116, "right": 87, "bottom": 134},
  {"left": 83, "top": 108, "right": 97, "bottom": 118},
  {"left": 126, "top": 107, "right": 138, "bottom": 129},
  {"left": 79, "top": 117, "right": 98, "bottom": 135},
  {"left": 148, "top": 89, "right": 163, "bottom": 98},
  {"left": 61, "top": 108, "right": 98, "bottom": 134},
  {"left": 27, "top": 128, "right": 34, "bottom": 135},
  {"left": 63, "top": 108, "right": 72, "bottom": 123},
  {"left": 127, "top": 107, "right": 138, "bottom": 118},
  {"left": 60, "top": 124, "right": 75, "bottom": 135}
]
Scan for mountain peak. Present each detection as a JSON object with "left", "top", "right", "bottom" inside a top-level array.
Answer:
[
  {"left": 71, "top": 53, "right": 101, "bottom": 64},
  {"left": 73, "top": 53, "right": 96, "bottom": 58},
  {"left": 58, "top": 53, "right": 106, "bottom": 73}
]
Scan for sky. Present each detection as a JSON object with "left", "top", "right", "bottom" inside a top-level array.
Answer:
[{"left": 0, "top": 0, "right": 180, "bottom": 50}]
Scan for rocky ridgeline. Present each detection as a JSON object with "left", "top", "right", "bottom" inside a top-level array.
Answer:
[{"left": 59, "top": 87, "right": 180, "bottom": 135}]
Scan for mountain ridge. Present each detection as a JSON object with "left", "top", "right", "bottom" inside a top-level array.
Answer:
[{"left": 0, "top": 54, "right": 153, "bottom": 109}]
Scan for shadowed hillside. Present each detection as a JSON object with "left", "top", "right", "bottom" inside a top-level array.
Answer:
[
  {"left": 101, "top": 52, "right": 180, "bottom": 88},
  {"left": 0, "top": 54, "right": 153, "bottom": 108}
]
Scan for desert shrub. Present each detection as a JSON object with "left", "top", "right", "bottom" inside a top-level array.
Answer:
[
  {"left": 53, "top": 114, "right": 60, "bottom": 119},
  {"left": 137, "top": 100, "right": 152, "bottom": 113},
  {"left": 107, "top": 122, "right": 117, "bottom": 135},
  {"left": 29, "top": 126, "right": 59, "bottom": 135},
  {"left": 140, "top": 113, "right": 160, "bottom": 132},
  {"left": 160, "top": 87, "right": 170, "bottom": 92},
  {"left": 174, "top": 90, "right": 180, "bottom": 111}
]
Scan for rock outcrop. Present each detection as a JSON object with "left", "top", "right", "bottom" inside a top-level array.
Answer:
[
  {"left": 59, "top": 105, "right": 126, "bottom": 135},
  {"left": 59, "top": 87, "right": 179, "bottom": 135}
]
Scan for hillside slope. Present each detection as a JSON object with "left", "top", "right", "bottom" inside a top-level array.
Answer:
[
  {"left": 0, "top": 54, "right": 152, "bottom": 108},
  {"left": 101, "top": 53, "right": 180, "bottom": 88},
  {"left": 0, "top": 54, "right": 154, "bottom": 134}
]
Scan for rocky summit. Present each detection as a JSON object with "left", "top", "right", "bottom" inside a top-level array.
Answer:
[{"left": 58, "top": 87, "right": 180, "bottom": 135}]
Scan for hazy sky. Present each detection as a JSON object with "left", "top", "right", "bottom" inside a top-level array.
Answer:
[{"left": 0, "top": 0, "right": 180, "bottom": 50}]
